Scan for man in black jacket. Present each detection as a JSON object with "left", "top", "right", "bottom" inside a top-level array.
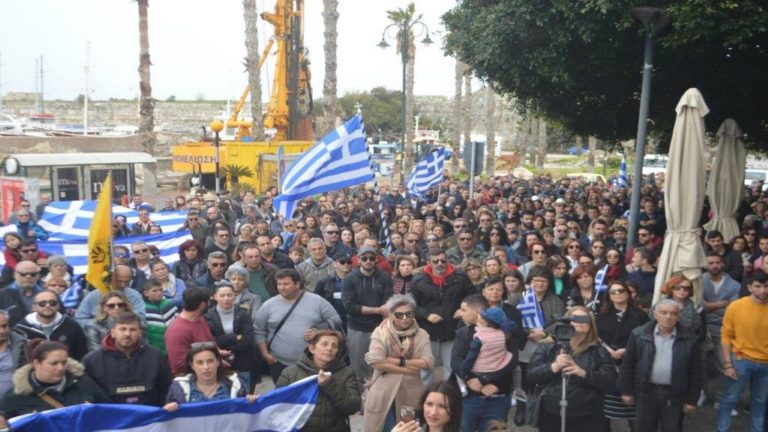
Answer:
[
  {"left": 14, "top": 290, "right": 88, "bottom": 361},
  {"left": 341, "top": 245, "right": 392, "bottom": 393},
  {"left": 83, "top": 311, "right": 171, "bottom": 406},
  {"left": 620, "top": 299, "right": 702, "bottom": 432},
  {"left": 412, "top": 248, "right": 475, "bottom": 386}
]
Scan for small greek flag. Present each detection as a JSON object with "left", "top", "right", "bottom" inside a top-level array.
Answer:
[
  {"left": 618, "top": 154, "right": 629, "bottom": 188},
  {"left": 594, "top": 264, "right": 610, "bottom": 293},
  {"left": 406, "top": 147, "right": 446, "bottom": 199},
  {"left": 517, "top": 287, "right": 545, "bottom": 329},
  {"left": 273, "top": 115, "right": 374, "bottom": 219}
]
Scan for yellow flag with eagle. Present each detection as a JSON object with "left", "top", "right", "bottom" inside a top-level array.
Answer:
[{"left": 86, "top": 172, "right": 113, "bottom": 294}]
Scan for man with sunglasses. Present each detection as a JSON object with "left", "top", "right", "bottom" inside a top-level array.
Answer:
[
  {"left": 14, "top": 290, "right": 88, "bottom": 361},
  {"left": 178, "top": 210, "right": 207, "bottom": 244},
  {"left": 412, "top": 248, "right": 475, "bottom": 386},
  {"left": 446, "top": 229, "right": 488, "bottom": 266},
  {"left": 315, "top": 252, "right": 354, "bottom": 330},
  {"left": 342, "top": 245, "right": 393, "bottom": 394},
  {"left": 0, "top": 261, "right": 43, "bottom": 326}
]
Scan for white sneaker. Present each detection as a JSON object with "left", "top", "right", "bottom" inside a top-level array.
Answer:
[{"left": 714, "top": 402, "right": 739, "bottom": 417}]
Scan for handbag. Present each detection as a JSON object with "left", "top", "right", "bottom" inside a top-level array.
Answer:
[
  {"left": 267, "top": 292, "right": 304, "bottom": 349},
  {"left": 525, "top": 385, "right": 542, "bottom": 427}
]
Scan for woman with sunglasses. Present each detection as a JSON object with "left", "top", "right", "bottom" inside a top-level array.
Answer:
[
  {"left": 164, "top": 342, "right": 257, "bottom": 410},
  {"left": 527, "top": 306, "right": 616, "bottom": 431},
  {"left": 481, "top": 225, "right": 510, "bottom": 254},
  {"left": 363, "top": 294, "right": 434, "bottom": 432},
  {"left": 519, "top": 241, "right": 549, "bottom": 281},
  {"left": 277, "top": 330, "right": 360, "bottom": 432},
  {"left": 603, "top": 247, "right": 628, "bottom": 282},
  {"left": 85, "top": 291, "right": 133, "bottom": 352},
  {"left": 596, "top": 281, "right": 649, "bottom": 426},
  {"left": 651, "top": 274, "right": 704, "bottom": 340}
]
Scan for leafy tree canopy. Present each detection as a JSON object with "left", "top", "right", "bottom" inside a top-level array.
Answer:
[
  {"left": 338, "top": 87, "right": 403, "bottom": 135},
  {"left": 443, "top": 0, "right": 768, "bottom": 149}
]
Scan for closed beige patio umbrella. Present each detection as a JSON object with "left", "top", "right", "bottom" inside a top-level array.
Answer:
[
  {"left": 653, "top": 88, "right": 709, "bottom": 305},
  {"left": 703, "top": 119, "right": 745, "bottom": 242}
]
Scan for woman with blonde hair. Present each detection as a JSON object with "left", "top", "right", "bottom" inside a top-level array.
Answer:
[{"left": 86, "top": 291, "right": 134, "bottom": 351}]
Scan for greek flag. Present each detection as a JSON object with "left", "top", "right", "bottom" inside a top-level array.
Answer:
[
  {"left": 37, "top": 200, "right": 188, "bottom": 241},
  {"left": 406, "top": 148, "right": 446, "bottom": 199},
  {"left": 594, "top": 264, "right": 610, "bottom": 293},
  {"left": 9, "top": 375, "right": 320, "bottom": 432},
  {"left": 618, "top": 154, "right": 629, "bottom": 188},
  {"left": 273, "top": 115, "right": 374, "bottom": 219},
  {"left": 517, "top": 287, "right": 545, "bottom": 329}
]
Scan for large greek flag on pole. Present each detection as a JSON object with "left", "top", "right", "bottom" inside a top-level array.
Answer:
[
  {"left": 9, "top": 375, "right": 320, "bottom": 432},
  {"left": 406, "top": 147, "right": 446, "bottom": 199},
  {"left": 273, "top": 115, "right": 374, "bottom": 219},
  {"left": 517, "top": 288, "right": 545, "bottom": 329},
  {"left": 618, "top": 154, "right": 629, "bottom": 188}
]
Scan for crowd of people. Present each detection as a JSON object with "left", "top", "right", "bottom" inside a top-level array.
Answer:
[{"left": 0, "top": 171, "right": 766, "bottom": 432}]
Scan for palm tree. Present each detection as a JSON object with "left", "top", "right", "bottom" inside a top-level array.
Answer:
[
  {"left": 386, "top": 2, "right": 420, "bottom": 174},
  {"left": 451, "top": 59, "right": 464, "bottom": 174},
  {"left": 485, "top": 85, "right": 497, "bottom": 176},
  {"left": 223, "top": 164, "right": 256, "bottom": 193},
  {"left": 463, "top": 68, "right": 472, "bottom": 171},
  {"left": 322, "top": 0, "right": 339, "bottom": 135},
  {"left": 137, "top": 0, "right": 156, "bottom": 170},
  {"left": 243, "top": 0, "right": 264, "bottom": 140}
]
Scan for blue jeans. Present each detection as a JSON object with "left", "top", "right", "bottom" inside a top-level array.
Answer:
[
  {"left": 461, "top": 393, "right": 511, "bottom": 432},
  {"left": 717, "top": 356, "right": 768, "bottom": 432},
  {"left": 420, "top": 340, "right": 454, "bottom": 387}
]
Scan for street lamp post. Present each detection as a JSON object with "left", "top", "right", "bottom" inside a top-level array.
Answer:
[
  {"left": 210, "top": 120, "right": 224, "bottom": 196},
  {"left": 627, "top": 6, "right": 669, "bottom": 251},
  {"left": 378, "top": 18, "right": 432, "bottom": 184}
]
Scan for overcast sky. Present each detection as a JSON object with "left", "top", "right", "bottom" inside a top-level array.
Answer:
[{"left": 0, "top": 0, "right": 460, "bottom": 102}]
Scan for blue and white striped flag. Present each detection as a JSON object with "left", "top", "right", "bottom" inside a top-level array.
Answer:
[
  {"left": 36, "top": 200, "right": 188, "bottom": 241},
  {"left": 273, "top": 115, "right": 374, "bottom": 219},
  {"left": 9, "top": 375, "right": 320, "bottom": 432},
  {"left": 406, "top": 147, "right": 446, "bottom": 200},
  {"left": 594, "top": 264, "right": 610, "bottom": 293},
  {"left": 517, "top": 287, "right": 545, "bottom": 329},
  {"left": 618, "top": 154, "right": 629, "bottom": 188}
]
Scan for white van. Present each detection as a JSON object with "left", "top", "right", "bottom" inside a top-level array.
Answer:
[
  {"left": 642, "top": 154, "right": 668, "bottom": 176},
  {"left": 745, "top": 168, "right": 768, "bottom": 191}
]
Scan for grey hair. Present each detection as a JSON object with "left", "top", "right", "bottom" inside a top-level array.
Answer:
[
  {"left": 225, "top": 265, "right": 249, "bottom": 282},
  {"left": 656, "top": 298, "right": 682, "bottom": 311},
  {"left": 385, "top": 294, "right": 417, "bottom": 313},
  {"left": 45, "top": 255, "right": 68, "bottom": 268},
  {"left": 307, "top": 238, "right": 326, "bottom": 248},
  {"left": 207, "top": 251, "right": 227, "bottom": 264}
]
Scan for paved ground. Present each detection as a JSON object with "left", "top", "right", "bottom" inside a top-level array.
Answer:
[{"left": 255, "top": 375, "right": 752, "bottom": 431}]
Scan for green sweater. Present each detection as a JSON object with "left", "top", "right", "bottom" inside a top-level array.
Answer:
[{"left": 144, "top": 298, "right": 178, "bottom": 355}]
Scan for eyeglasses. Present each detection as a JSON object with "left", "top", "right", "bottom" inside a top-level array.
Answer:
[
  {"left": 453, "top": 224, "right": 467, "bottom": 229},
  {"left": 338, "top": 259, "right": 352, "bottom": 265},
  {"left": 133, "top": 248, "right": 149, "bottom": 254},
  {"left": 210, "top": 262, "right": 227, "bottom": 268},
  {"left": 532, "top": 250, "right": 546, "bottom": 255},
  {"left": 325, "top": 231, "right": 339, "bottom": 235},
  {"left": 188, "top": 217, "right": 198, "bottom": 221},
  {"left": 393, "top": 311, "right": 415, "bottom": 319},
  {"left": 296, "top": 225, "right": 306, "bottom": 229},
  {"left": 114, "top": 252, "right": 130, "bottom": 259},
  {"left": 360, "top": 256, "right": 377, "bottom": 263},
  {"left": 35, "top": 300, "right": 59, "bottom": 307},
  {"left": 46, "top": 284, "right": 68, "bottom": 288},
  {"left": 609, "top": 289, "right": 627, "bottom": 294},
  {"left": 459, "top": 237, "right": 473, "bottom": 241},
  {"left": 20, "top": 248, "right": 38, "bottom": 254},
  {"left": 673, "top": 285, "right": 692, "bottom": 291},
  {"left": 218, "top": 233, "right": 230, "bottom": 237},
  {"left": 567, "top": 245, "right": 581, "bottom": 250},
  {"left": 17, "top": 271, "right": 39, "bottom": 277},
  {"left": 430, "top": 258, "right": 446, "bottom": 264},
  {"left": 426, "top": 238, "right": 438, "bottom": 242},
  {"left": 405, "top": 239, "right": 418, "bottom": 243},
  {"left": 556, "top": 229, "right": 567, "bottom": 233},
  {"left": 105, "top": 302, "right": 126, "bottom": 310}
]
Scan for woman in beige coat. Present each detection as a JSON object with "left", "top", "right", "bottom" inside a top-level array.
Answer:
[{"left": 364, "top": 294, "right": 434, "bottom": 432}]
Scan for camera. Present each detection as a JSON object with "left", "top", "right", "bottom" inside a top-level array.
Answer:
[{"left": 551, "top": 314, "right": 591, "bottom": 350}]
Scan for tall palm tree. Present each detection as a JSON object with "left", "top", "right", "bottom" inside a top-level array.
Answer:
[
  {"left": 243, "top": 0, "right": 263, "bottom": 140},
  {"left": 137, "top": 0, "right": 155, "bottom": 162},
  {"left": 463, "top": 68, "right": 472, "bottom": 171},
  {"left": 451, "top": 59, "right": 464, "bottom": 174},
  {"left": 322, "top": 0, "right": 339, "bottom": 135},
  {"left": 485, "top": 85, "right": 497, "bottom": 176},
  {"left": 386, "top": 2, "right": 420, "bottom": 174}
]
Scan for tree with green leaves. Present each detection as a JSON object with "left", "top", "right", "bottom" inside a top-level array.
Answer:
[
  {"left": 338, "top": 87, "right": 403, "bottom": 136},
  {"left": 443, "top": 0, "right": 768, "bottom": 149}
]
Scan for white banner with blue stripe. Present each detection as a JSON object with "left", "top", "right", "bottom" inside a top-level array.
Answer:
[
  {"left": 9, "top": 375, "right": 320, "bottom": 432},
  {"left": 517, "top": 287, "right": 545, "bottom": 329},
  {"left": 406, "top": 147, "right": 446, "bottom": 200},
  {"left": 273, "top": 115, "right": 374, "bottom": 219}
]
